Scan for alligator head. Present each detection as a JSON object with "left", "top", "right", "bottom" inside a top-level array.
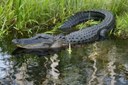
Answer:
[{"left": 12, "top": 34, "right": 67, "bottom": 49}]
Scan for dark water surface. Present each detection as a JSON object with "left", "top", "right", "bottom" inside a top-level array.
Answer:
[{"left": 0, "top": 35, "right": 128, "bottom": 85}]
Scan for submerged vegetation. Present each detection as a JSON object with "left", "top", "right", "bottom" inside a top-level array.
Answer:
[{"left": 0, "top": 0, "right": 128, "bottom": 38}]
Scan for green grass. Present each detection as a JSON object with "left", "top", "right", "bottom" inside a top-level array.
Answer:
[{"left": 0, "top": 0, "right": 128, "bottom": 38}]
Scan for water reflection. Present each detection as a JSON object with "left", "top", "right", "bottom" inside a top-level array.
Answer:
[{"left": 0, "top": 37, "right": 128, "bottom": 85}]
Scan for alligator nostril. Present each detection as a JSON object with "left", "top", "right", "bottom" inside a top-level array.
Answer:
[{"left": 12, "top": 39, "right": 19, "bottom": 44}]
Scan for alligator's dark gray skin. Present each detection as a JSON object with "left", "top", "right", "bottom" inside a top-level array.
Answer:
[{"left": 12, "top": 10, "right": 115, "bottom": 49}]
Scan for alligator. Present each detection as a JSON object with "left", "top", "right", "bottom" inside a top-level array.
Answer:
[{"left": 12, "top": 10, "right": 115, "bottom": 49}]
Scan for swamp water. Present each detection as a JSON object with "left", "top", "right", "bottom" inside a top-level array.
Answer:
[{"left": 0, "top": 36, "right": 128, "bottom": 85}]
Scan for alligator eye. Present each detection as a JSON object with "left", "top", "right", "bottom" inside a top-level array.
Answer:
[
  {"left": 38, "top": 36, "right": 43, "bottom": 38},
  {"left": 35, "top": 36, "right": 40, "bottom": 39}
]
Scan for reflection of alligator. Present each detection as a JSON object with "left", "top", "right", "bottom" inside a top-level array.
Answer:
[
  {"left": 12, "top": 10, "right": 115, "bottom": 49},
  {"left": 12, "top": 47, "right": 62, "bottom": 57}
]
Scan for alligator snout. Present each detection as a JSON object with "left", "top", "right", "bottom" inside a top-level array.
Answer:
[
  {"left": 12, "top": 39, "right": 27, "bottom": 48},
  {"left": 12, "top": 39, "right": 25, "bottom": 45},
  {"left": 12, "top": 39, "right": 19, "bottom": 44}
]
